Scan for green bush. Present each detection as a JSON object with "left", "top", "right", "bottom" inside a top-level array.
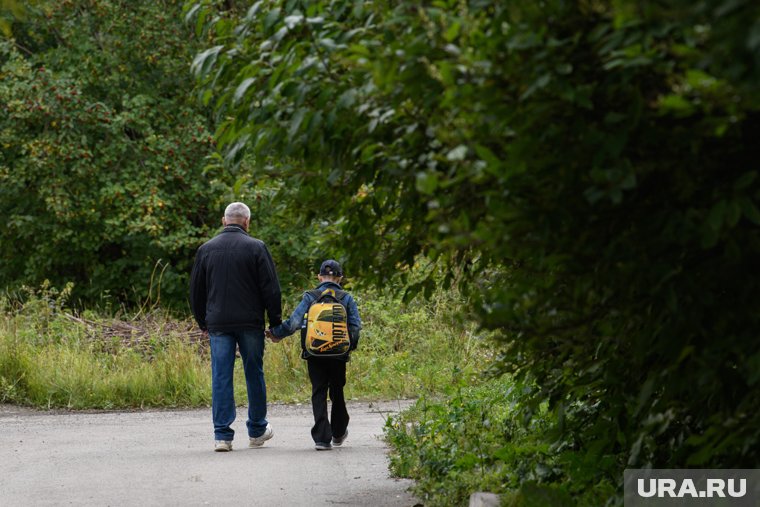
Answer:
[
  {"left": 189, "top": 0, "right": 760, "bottom": 494},
  {"left": 0, "top": 0, "right": 222, "bottom": 307},
  {"left": 385, "top": 377, "right": 616, "bottom": 507}
]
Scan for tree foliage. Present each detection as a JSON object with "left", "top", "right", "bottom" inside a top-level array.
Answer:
[
  {"left": 0, "top": 1, "right": 222, "bottom": 306},
  {"left": 188, "top": 0, "right": 760, "bottom": 490}
]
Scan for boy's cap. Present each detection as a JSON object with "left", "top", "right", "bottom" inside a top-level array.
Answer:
[{"left": 319, "top": 260, "right": 343, "bottom": 277}]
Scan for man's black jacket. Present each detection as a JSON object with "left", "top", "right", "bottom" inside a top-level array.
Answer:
[{"left": 190, "top": 224, "right": 282, "bottom": 332}]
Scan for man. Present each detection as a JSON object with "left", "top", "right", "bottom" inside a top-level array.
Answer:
[{"left": 190, "top": 202, "right": 282, "bottom": 452}]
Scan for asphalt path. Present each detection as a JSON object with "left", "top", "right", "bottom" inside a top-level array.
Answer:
[{"left": 0, "top": 401, "right": 419, "bottom": 506}]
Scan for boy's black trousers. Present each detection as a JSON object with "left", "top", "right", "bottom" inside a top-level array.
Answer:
[{"left": 307, "top": 357, "right": 349, "bottom": 444}]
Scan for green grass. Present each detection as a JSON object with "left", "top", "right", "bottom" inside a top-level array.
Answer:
[
  {"left": 0, "top": 286, "right": 492, "bottom": 409},
  {"left": 0, "top": 313, "right": 210, "bottom": 409}
]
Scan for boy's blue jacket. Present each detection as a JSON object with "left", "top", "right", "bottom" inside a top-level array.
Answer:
[{"left": 270, "top": 281, "right": 362, "bottom": 360}]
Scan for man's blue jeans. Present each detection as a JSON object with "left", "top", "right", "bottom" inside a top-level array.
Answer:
[{"left": 209, "top": 329, "right": 268, "bottom": 441}]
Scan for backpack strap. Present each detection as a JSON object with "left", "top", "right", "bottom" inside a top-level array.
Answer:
[{"left": 310, "top": 288, "right": 347, "bottom": 303}]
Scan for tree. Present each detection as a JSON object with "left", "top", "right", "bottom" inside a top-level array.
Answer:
[
  {"left": 187, "top": 0, "right": 760, "bottom": 491},
  {"left": 0, "top": 1, "right": 222, "bottom": 306}
]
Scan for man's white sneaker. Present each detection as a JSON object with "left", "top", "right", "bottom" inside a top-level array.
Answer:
[
  {"left": 214, "top": 440, "right": 232, "bottom": 452},
  {"left": 249, "top": 423, "right": 274, "bottom": 448},
  {"left": 315, "top": 442, "right": 333, "bottom": 451}
]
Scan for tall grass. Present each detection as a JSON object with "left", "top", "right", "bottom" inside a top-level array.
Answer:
[
  {"left": 0, "top": 284, "right": 492, "bottom": 409},
  {"left": 0, "top": 286, "right": 210, "bottom": 409},
  {"left": 267, "top": 289, "right": 491, "bottom": 402}
]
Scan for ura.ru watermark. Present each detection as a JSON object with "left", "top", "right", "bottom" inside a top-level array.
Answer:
[{"left": 624, "top": 469, "right": 759, "bottom": 506}]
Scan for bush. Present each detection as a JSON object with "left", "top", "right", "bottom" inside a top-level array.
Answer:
[
  {"left": 385, "top": 377, "right": 617, "bottom": 507},
  {"left": 190, "top": 0, "right": 760, "bottom": 490},
  {"left": 0, "top": 1, "right": 222, "bottom": 307}
]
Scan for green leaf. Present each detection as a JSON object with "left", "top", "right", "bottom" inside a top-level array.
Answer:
[
  {"left": 701, "top": 226, "right": 720, "bottom": 249},
  {"left": 283, "top": 15, "right": 303, "bottom": 29},
  {"left": 233, "top": 78, "right": 256, "bottom": 105},
  {"left": 348, "top": 43, "right": 370, "bottom": 57},
  {"left": 244, "top": 1, "right": 264, "bottom": 22},
  {"left": 726, "top": 199, "right": 741, "bottom": 227},
  {"left": 658, "top": 94, "right": 694, "bottom": 116},
  {"left": 319, "top": 38, "right": 337, "bottom": 51},
  {"left": 620, "top": 171, "right": 637, "bottom": 190},
  {"left": 635, "top": 377, "right": 655, "bottom": 416},
  {"left": 0, "top": 19, "right": 11, "bottom": 37},
  {"left": 272, "top": 26, "right": 289, "bottom": 42},
  {"left": 336, "top": 89, "right": 357, "bottom": 109},
  {"left": 190, "top": 45, "right": 223, "bottom": 78},
  {"left": 416, "top": 171, "right": 439, "bottom": 195},
  {"left": 446, "top": 145, "right": 468, "bottom": 161},
  {"left": 184, "top": 4, "right": 201, "bottom": 25},
  {"left": 201, "top": 89, "right": 213, "bottom": 106},
  {"left": 685, "top": 69, "right": 718, "bottom": 91},
  {"left": 444, "top": 21, "right": 461, "bottom": 42},
  {"left": 733, "top": 171, "right": 757, "bottom": 191},
  {"left": 738, "top": 197, "right": 760, "bottom": 225},
  {"left": 707, "top": 200, "right": 727, "bottom": 231},
  {"left": 520, "top": 73, "right": 551, "bottom": 100},
  {"left": 288, "top": 109, "right": 307, "bottom": 139},
  {"left": 233, "top": 175, "right": 248, "bottom": 196},
  {"left": 264, "top": 8, "right": 281, "bottom": 30},
  {"left": 195, "top": 7, "right": 209, "bottom": 37}
]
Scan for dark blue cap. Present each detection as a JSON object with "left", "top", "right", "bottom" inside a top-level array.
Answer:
[{"left": 319, "top": 259, "right": 343, "bottom": 277}]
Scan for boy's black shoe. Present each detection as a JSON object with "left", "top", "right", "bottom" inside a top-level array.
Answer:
[
  {"left": 315, "top": 442, "right": 333, "bottom": 451},
  {"left": 332, "top": 429, "right": 348, "bottom": 447}
]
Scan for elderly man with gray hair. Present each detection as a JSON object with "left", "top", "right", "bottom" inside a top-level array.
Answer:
[{"left": 190, "top": 202, "right": 283, "bottom": 452}]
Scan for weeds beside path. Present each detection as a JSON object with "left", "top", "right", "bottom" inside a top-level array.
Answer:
[{"left": 0, "top": 286, "right": 492, "bottom": 409}]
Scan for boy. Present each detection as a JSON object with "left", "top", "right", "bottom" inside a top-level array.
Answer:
[{"left": 267, "top": 260, "right": 362, "bottom": 450}]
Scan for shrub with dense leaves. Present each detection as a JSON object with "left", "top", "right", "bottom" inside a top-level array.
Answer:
[
  {"left": 386, "top": 378, "right": 615, "bottom": 506},
  {"left": 0, "top": 1, "right": 222, "bottom": 306},
  {"left": 188, "top": 0, "right": 760, "bottom": 498}
]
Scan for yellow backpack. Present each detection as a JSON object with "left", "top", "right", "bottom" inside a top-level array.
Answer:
[{"left": 301, "top": 288, "right": 351, "bottom": 358}]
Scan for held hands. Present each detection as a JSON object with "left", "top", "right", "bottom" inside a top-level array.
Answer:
[{"left": 265, "top": 329, "right": 282, "bottom": 343}]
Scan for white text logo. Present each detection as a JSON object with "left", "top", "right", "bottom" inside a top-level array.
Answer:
[{"left": 637, "top": 478, "right": 747, "bottom": 498}]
